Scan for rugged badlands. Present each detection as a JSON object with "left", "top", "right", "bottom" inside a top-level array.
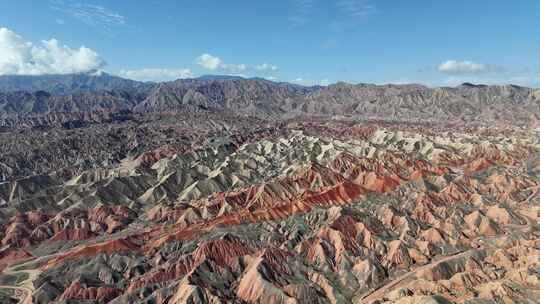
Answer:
[{"left": 0, "top": 74, "right": 539, "bottom": 304}]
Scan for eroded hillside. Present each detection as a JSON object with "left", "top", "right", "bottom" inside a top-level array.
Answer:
[{"left": 0, "top": 119, "right": 538, "bottom": 303}]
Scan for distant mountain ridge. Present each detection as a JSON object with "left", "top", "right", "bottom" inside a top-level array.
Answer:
[
  {"left": 0, "top": 72, "right": 152, "bottom": 95},
  {"left": 0, "top": 73, "right": 539, "bottom": 124}
]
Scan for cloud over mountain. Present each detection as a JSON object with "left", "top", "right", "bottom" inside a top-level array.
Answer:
[
  {"left": 0, "top": 27, "right": 105, "bottom": 76},
  {"left": 255, "top": 63, "right": 278, "bottom": 71},
  {"left": 197, "top": 53, "right": 278, "bottom": 75},
  {"left": 118, "top": 68, "right": 194, "bottom": 82},
  {"left": 438, "top": 60, "right": 489, "bottom": 74},
  {"left": 197, "top": 53, "right": 223, "bottom": 70}
]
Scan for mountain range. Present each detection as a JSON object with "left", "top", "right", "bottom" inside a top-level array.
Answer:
[{"left": 0, "top": 73, "right": 539, "bottom": 125}]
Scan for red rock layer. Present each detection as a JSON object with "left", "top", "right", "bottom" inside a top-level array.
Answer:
[
  {"left": 0, "top": 247, "right": 32, "bottom": 272},
  {"left": 128, "top": 238, "right": 252, "bottom": 293},
  {"left": 58, "top": 280, "right": 121, "bottom": 302},
  {"left": 2, "top": 204, "right": 135, "bottom": 248},
  {"left": 44, "top": 238, "right": 139, "bottom": 269}
]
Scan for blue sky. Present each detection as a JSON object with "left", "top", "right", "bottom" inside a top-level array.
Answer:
[{"left": 1, "top": 0, "right": 539, "bottom": 86}]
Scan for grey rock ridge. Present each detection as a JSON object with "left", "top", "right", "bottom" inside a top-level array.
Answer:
[
  {"left": 0, "top": 74, "right": 538, "bottom": 124},
  {"left": 0, "top": 72, "right": 150, "bottom": 95}
]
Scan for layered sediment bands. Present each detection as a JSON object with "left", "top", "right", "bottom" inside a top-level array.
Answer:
[
  {"left": 58, "top": 280, "right": 122, "bottom": 302},
  {"left": 1, "top": 204, "right": 136, "bottom": 248},
  {"left": 44, "top": 238, "right": 140, "bottom": 269},
  {"left": 235, "top": 248, "right": 326, "bottom": 304},
  {"left": 0, "top": 247, "right": 32, "bottom": 272},
  {"left": 0, "top": 122, "right": 539, "bottom": 303}
]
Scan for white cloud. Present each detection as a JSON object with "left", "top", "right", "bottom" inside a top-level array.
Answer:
[
  {"left": 118, "top": 68, "right": 194, "bottom": 82},
  {"left": 225, "top": 73, "right": 247, "bottom": 78},
  {"left": 291, "top": 77, "right": 330, "bottom": 86},
  {"left": 196, "top": 53, "right": 246, "bottom": 72},
  {"left": 222, "top": 63, "right": 247, "bottom": 72},
  {"left": 265, "top": 76, "right": 279, "bottom": 81},
  {"left": 51, "top": 0, "right": 126, "bottom": 30},
  {"left": 255, "top": 63, "right": 278, "bottom": 71},
  {"left": 439, "top": 73, "right": 540, "bottom": 88},
  {"left": 0, "top": 27, "right": 105, "bottom": 76},
  {"left": 197, "top": 53, "right": 222, "bottom": 70},
  {"left": 197, "top": 53, "right": 278, "bottom": 75},
  {"left": 438, "top": 60, "right": 488, "bottom": 74}
]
